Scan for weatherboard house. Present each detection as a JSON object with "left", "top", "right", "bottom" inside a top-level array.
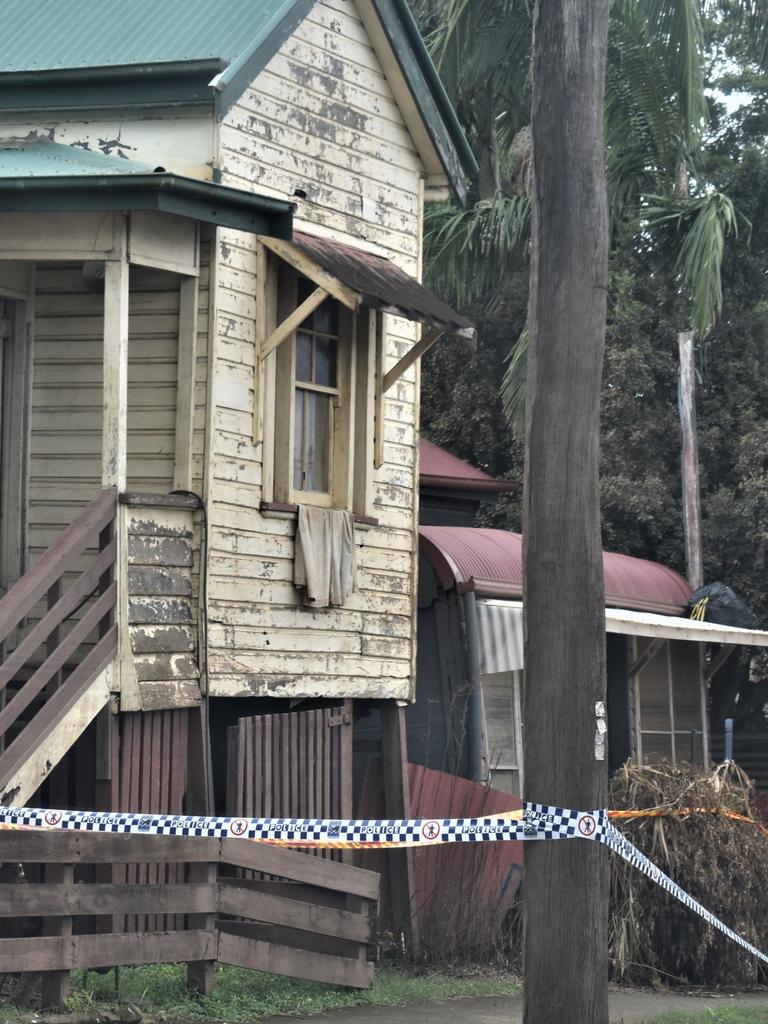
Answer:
[{"left": 0, "top": 0, "right": 476, "bottom": 827}]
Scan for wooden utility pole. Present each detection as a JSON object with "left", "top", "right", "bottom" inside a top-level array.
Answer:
[
  {"left": 523, "top": 3, "right": 611, "bottom": 1023},
  {"left": 678, "top": 330, "right": 704, "bottom": 590}
]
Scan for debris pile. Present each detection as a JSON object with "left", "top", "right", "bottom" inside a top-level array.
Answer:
[{"left": 609, "top": 760, "right": 768, "bottom": 987}]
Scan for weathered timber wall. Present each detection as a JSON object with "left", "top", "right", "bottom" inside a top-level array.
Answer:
[
  {"left": 126, "top": 503, "right": 202, "bottom": 710},
  {"left": 207, "top": 0, "right": 422, "bottom": 702},
  {"left": 0, "top": 116, "right": 214, "bottom": 180}
]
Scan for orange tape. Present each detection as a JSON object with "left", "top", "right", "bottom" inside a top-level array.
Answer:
[{"left": 608, "top": 806, "right": 768, "bottom": 839}]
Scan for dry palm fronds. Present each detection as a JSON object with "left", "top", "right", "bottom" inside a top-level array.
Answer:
[{"left": 609, "top": 760, "right": 768, "bottom": 987}]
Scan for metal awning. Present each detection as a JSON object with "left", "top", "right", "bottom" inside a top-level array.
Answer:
[
  {"left": 258, "top": 231, "right": 475, "bottom": 392},
  {"left": 477, "top": 599, "right": 768, "bottom": 676},
  {"left": 0, "top": 139, "right": 294, "bottom": 237}
]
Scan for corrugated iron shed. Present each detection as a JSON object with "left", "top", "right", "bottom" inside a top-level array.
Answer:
[{"left": 419, "top": 525, "right": 693, "bottom": 615}]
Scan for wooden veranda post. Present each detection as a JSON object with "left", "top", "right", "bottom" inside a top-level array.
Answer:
[
  {"left": 102, "top": 258, "right": 129, "bottom": 491},
  {"left": 523, "top": 3, "right": 611, "bottom": 1022}
]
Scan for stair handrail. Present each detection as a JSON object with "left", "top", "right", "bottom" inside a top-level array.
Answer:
[{"left": 0, "top": 487, "right": 117, "bottom": 649}]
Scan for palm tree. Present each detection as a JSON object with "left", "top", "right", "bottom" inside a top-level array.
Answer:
[
  {"left": 414, "top": 0, "right": 708, "bottom": 308},
  {"left": 416, "top": 0, "right": 756, "bottom": 587}
]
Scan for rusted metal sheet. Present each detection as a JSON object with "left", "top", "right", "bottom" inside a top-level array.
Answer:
[
  {"left": 288, "top": 232, "right": 474, "bottom": 338},
  {"left": 357, "top": 762, "right": 523, "bottom": 953}
]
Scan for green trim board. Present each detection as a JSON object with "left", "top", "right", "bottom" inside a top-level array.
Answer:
[
  {"left": 0, "top": 176, "right": 293, "bottom": 236},
  {"left": 0, "top": 0, "right": 475, "bottom": 200},
  {"left": 372, "top": 0, "right": 477, "bottom": 195},
  {"left": 0, "top": 65, "right": 220, "bottom": 113}
]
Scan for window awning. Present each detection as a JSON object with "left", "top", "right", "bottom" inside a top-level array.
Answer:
[
  {"left": 476, "top": 599, "right": 768, "bottom": 676},
  {"left": 258, "top": 231, "right": 475, "bottom": 392}
]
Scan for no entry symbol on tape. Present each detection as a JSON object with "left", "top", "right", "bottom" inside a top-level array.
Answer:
[
  {"left": 578, "top": 815, "right": 596, "bottom": 837},
  {"left": 421, "top": 820, "right": 441, "bottom": 841},
  {"left": 229, "top": 819, "right": 248, "bottom": 836}
]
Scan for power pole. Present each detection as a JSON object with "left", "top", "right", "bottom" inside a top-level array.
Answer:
[
  {"left": 523, "top": 3, "right": 611, "bottom": 1022},
  {"left": 678, "top": 330, "right": 704, "bottom": 590}
]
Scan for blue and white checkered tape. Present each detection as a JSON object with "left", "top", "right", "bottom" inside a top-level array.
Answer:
[
  {"left": 1, "top": 801, "right": 766, "bottom": 965},
  {"left": 0, "top": 802, "right": 602, "bottom": 845}
]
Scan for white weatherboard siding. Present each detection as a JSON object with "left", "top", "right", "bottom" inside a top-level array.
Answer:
[
  {"left": 208, "top": 0, "right": 423, "bottom": 700},
  {"left": 28, "top": 256, "right": 210, "bottom": 563}
]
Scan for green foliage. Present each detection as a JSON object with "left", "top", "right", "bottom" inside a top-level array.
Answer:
[
  {"left": 646, "top": 191, "right": 747, "bottom": 336},
  {"left": 425, "top": 194, "right": 530, "bottom": 308},
  {"left": 424, "top": 133, "right": 768, "bottom": 640}
]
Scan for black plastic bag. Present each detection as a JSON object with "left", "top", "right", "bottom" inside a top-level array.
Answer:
[{"left": 687, "top": 582, "right": 760, "bottom": 630}]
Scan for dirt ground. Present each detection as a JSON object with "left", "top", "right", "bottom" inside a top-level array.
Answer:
[{"left": 260, "top": 987, "right": 768, "bottom": 1023}]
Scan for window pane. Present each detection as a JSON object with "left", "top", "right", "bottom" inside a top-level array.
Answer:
[
  {"left": 315, "top": 335, "right": 338, "bottom": 388},
  {"left": 313, "top": 296, "right": 338, "bottom": 336},
  {"left": 293, "top": 391, "right": 305, "bottom": 491},
  {"left": 304, "top": 391, "right": 331, "bottom": 492},
  {"left": 297, "top": 277, "right": 338, "bottom": 336},
  {"left": 296, "top": 332, "right": 312, "bottom": 383}
]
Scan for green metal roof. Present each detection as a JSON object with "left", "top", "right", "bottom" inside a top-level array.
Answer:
[
  {"left": 0, "top": 0, "right": 297, "bottom": 71},
  {"left": 0, "top": 138, "right": 158, "bottom": 176},
  {"left": 0, "top": 0, "right": 476, "bottom": 199},
  {"left": 0, "top": 140, "right": 294, "bottom": 237}
]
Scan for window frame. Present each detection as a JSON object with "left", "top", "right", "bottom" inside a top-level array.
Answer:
[{"left": 272, "top": 263, "right": 356, "bottom": 509}]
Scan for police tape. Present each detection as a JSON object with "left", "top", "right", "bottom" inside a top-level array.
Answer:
[
  {"left": 0, "top": 801, "right": 590, "bottom": 848},
  {"left": 599, "top": 822, "right": 768, "bottom": 964},
  {"left": 1, "top": 801, "right": 767, "bottom": 965}
]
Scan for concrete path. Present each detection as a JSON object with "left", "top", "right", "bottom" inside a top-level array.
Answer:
[{"left": 261, "top": 988, "right": 768, "bottom": 1023}]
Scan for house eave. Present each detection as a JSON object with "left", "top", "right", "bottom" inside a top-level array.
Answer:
[
  {"left": 0, "top": 61, "right": 223, "bottom": 113},
  {"left": 0, "top": 173, "right": 294, "bottom": 237}
]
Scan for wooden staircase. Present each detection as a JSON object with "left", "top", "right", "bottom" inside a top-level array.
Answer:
[{"left": 0, "top": 488, "right": 118, "bottom": 805}]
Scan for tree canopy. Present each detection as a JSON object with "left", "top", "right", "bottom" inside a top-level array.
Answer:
[{"left": 418, "top": 1, "right": 768, "bottom": 629}]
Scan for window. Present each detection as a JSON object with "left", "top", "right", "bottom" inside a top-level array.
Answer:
[
  {"left": 293, "top": 280, "right": 339, "bottom": 493},
  {"left": 266, "top": 262, "right": 376, "bottom": 514}
]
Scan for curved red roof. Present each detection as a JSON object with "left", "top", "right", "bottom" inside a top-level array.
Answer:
[
  {"left": 419, "top": 439, "right": 516, "bottom": 493},
  {"left": 419, "top": 526, "right": 692, "bottom": 615}
]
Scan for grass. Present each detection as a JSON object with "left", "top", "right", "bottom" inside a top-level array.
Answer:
[
  {"left": 1, "top": 963, "right": 519, "bottom": 1022},
  {"left": 642, "top": 1009, "right": 768, "bottom": 1023}
]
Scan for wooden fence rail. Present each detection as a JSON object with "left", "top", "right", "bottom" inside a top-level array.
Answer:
[{"left": 0, "top": 829, "right": 379, "bottom": 1006}]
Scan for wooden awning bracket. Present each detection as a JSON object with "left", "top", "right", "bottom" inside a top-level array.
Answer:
[
  {"left": 262, "top": 285, "right": 328, "bottom": 359},
  {"left": 382, "top": 325, "right": 444, "bottom": 394},
  {"left": 257, "top": 235, "right": 361, "bottom": 311},
  {"left": 629, "top": 636, "right": 666, "bottom": 678}
]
